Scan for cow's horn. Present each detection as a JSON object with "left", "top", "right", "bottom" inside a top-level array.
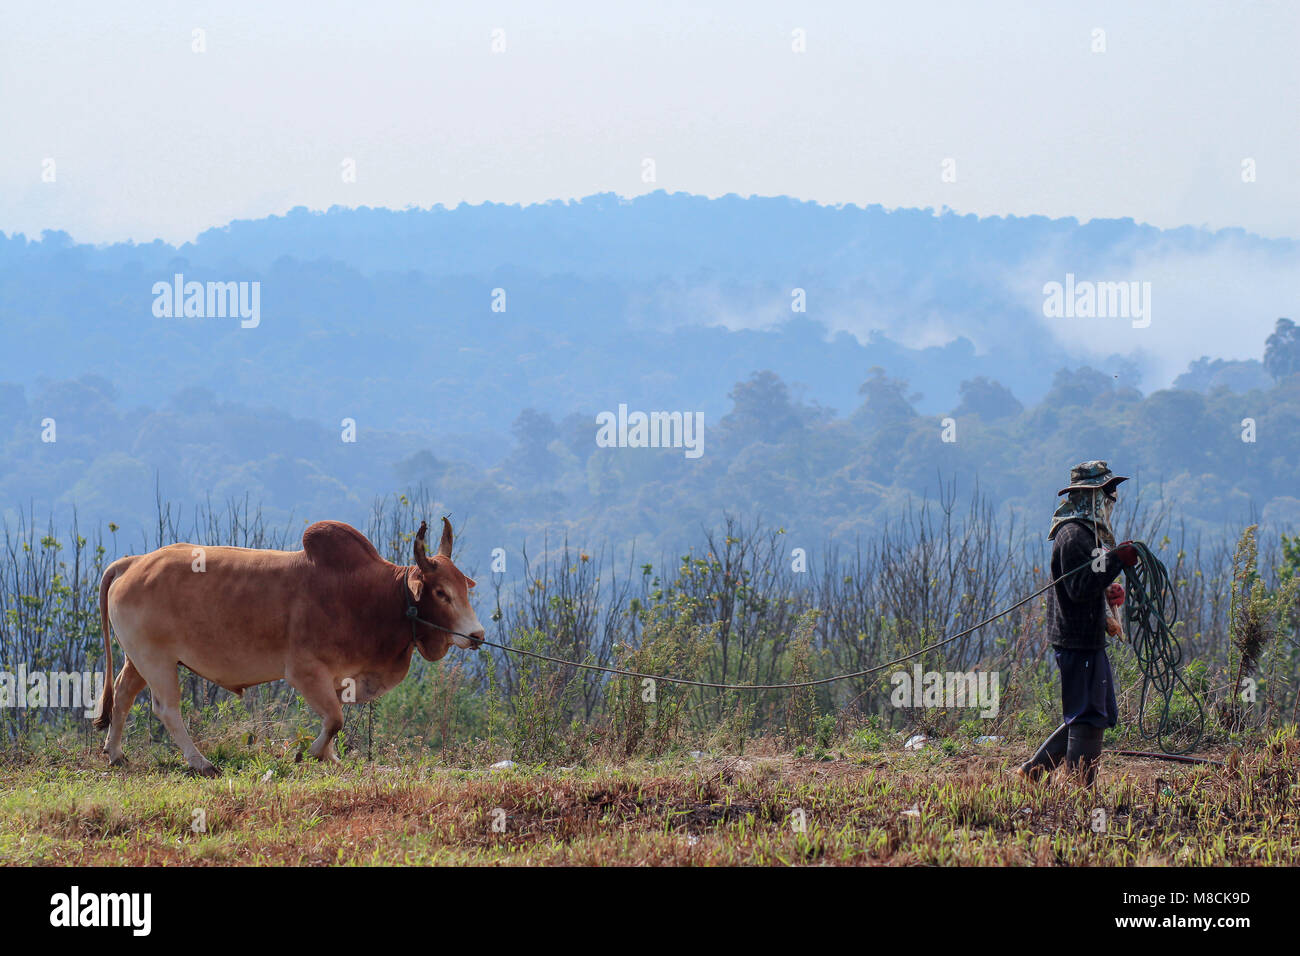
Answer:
[
  {"left": 438, "top": 516, "right": 454, "bottom": 558},
  {"left": 413, "top": 521, "right": 435, "bottom": 572}
]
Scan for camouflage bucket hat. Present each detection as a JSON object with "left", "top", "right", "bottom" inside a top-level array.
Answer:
[{"left": 1057, "top": 460, "right": 1129, "bottom": 497}]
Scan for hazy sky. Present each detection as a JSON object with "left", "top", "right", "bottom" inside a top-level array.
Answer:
[{"left": 2, "top": 0, "right": 1297, "bottom": 244}]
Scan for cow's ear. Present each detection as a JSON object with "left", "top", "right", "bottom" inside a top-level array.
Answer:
[
  {"left": 465, "top": 576, "right": 477, "bottom": 589},
  {"left": 407, "top": 573, "right": 424, "bottom": 603}
]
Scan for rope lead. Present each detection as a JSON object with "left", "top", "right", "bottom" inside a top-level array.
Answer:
[
  {"left": 467, "top": 561, "right": 1094, "bottom": 690},
  {"left": 428, "top": 544, "right": 1207, "bottom": 757}
]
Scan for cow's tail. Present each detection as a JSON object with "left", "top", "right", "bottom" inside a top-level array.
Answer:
[{"left": 93, "top": 559, "right": 126, "bottom": 730}]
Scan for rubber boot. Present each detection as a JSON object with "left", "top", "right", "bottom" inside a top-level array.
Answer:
[
  {"left": 1016, "top": 723, "right": 1069, "bottom": 779},
  {"left": 1064, "top": 723, "right": 1105, "bottom": 787}
]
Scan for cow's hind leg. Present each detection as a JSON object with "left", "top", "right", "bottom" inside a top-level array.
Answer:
[
  {"left": 135, "top": 660, "right": 218, "bottom": 776},
  {"left": 286, "top": 664, "right": 344, "bottom": 763},
  {"left": 102, "top": 658, "right": 147, "bottom": 766}
]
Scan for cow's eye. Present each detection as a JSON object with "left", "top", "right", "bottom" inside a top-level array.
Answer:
[{"left": 436, "top": 589, "right": 450, "bottom": 602}]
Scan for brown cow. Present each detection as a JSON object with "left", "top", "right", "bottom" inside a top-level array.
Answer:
[{"left": 92, "top": 518, "right": 484, "bottom": 775}]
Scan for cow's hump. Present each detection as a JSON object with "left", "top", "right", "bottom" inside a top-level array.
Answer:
[{"left": 301, "top": 521, "right": 384, "bottom": 568}]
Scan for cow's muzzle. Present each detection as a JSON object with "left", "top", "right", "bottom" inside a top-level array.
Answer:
[
  {"left": 452, "top": 628, "right": 486, "bottom": 650},
  {"left": 405, "top": 605, "right": 484, "bottom": 651}
]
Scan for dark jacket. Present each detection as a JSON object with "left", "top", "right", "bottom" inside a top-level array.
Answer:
[{"left": 1046, "top": 520, "right": 1124, "bottom": 650}]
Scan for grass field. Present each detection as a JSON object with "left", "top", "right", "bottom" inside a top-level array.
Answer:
[{"left": 2, "top": 729, "right": 1296, "bottom": 866}]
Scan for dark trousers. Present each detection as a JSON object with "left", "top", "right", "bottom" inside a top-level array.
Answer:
[{"left": 1055, "top": 646, "right": 1118, "bottom": 729}]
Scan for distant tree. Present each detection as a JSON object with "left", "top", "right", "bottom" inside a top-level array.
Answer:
[
  {"left": 1138, "top": 389, "right": 1208, "bottom": 466},
  {"left": 507, "top": 408, "right": 560, "bottom": 481},
  {"left": 721, "top": 370, "right": 805, "bottom": 439},
  {"left": 558, "top": 411, "right": 594, "bottom": 460},
  {"left": 1043, "top": 366, "right": 1113, "bottom": 408},
  {"left": 852, "top": 367, "right": 917, "bottom": 430},
  {"left": 1174, "top": 357, "right": 1272, "bottom": 394},
  {"left": 394, "top": 450, "right": 444, "bottom": 484},
  {"left": 1264, "top": 318, "right": 1300, "bottom": 381},
  {"left": 953, "top": 376, "right": 1023, "bottom": 420},
  {"left": 512, "top": 407, "right": 558, "bottom": 447}
]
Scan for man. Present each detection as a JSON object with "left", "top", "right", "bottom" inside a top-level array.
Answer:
[{"left": 1017, "top": 461, "right": 1140, "bottom": 786}]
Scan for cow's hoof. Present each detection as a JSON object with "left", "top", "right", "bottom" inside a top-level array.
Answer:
[
  {"left": 191, "top": 762, "right": 219, "bottom": 778},
  {"left": 107, "top": 754, "right": 128, "bottom": 767}
]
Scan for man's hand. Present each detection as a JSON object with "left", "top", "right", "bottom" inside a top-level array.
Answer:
[
  {"left": 1105, "top": 583, "right": 1127, "bottom": 639},
  {"left": 1111, "top": 541, "right": 1140, "bottom": 567}
]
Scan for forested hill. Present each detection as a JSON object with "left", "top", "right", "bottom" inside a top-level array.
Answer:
[
  {"left": 1, "top": 193, "right": 1296, "bottom": 552},
  {"left": 2, "top": 193, "right": 1292, "bottom": 427}
]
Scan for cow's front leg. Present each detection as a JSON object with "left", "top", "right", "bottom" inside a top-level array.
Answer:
[{"left": 287, "top": 663, "right": 344, "bottom": 763}]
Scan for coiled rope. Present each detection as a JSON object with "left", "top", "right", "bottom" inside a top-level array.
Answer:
[{"left": 1120, "top": 541, "right": 1206, "bottom": 754}]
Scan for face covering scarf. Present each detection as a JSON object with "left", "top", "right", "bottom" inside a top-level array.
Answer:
[{"left": 1048, "top": 488, "right": 1117, "bottom": 550}]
